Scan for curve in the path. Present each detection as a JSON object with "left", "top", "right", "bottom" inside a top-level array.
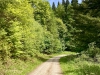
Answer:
[{"left": 28, "top": 55, "right": 66, "bottom": 75}]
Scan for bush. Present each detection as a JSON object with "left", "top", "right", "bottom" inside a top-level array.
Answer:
[{"left": 87, "top": 42, "right": 100, "bottom": 58}]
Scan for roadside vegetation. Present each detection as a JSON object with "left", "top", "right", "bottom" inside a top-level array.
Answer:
[
  {"left": 60, "top": 53, "right": 100, "bottom": 75},
  {"left": 0, "top": 51, "right": 62, "bottom": 75},
  {"left": 0, "top": 51, "right": 74, "bottom": 75},
  {"left": 0, "top": 0, "right": 100, "bottom": 75},
  {"left": 0, "top": 52, "right": 51, "bottom": 75}
]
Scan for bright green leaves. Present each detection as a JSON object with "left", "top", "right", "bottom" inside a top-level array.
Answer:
[
  {"left": 0, "top": 0, "right": 34, "bottom": 59},
  {"left": 56, "top": 4, "right": 65, "bottom": 19},
  {"left": 31, "top": 0, "right": 51, "bottom": 25},
  {"left": 30, "top": 0, "right": 68, "bottom": 54},
  {"left": 0, "top": 0, "right": 69, "bottom": 60}
]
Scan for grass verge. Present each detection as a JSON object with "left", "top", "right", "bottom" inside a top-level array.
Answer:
[
  {"left": 0, "top": 53, "right": 53, "bottom": 75},
  {"left": 60, "top": 54, "right": 100, "bottom": 75}
]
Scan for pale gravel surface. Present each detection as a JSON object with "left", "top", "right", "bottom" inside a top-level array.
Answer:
[{"left": 28, "top": 55, "right": 66, "bottom": 75}]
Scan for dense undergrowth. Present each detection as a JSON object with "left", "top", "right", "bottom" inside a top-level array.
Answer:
[
  {"left": 60, "top": 53, "right": 100, "bottom": 75},
  {"left": 0, "top": 52, "right": 54, "bottom": 75}
]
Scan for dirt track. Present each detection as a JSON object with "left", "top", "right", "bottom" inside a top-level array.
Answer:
[{"left": 28, "top": 55, "right": 66, "bottom": 75}]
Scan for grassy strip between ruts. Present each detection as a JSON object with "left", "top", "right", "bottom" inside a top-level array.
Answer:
[
  {"left": 60, "top": 54, "right": 100, "bottom": 75},
  {"left": 0, "top": 51, "right": 73, "bottom": 75}
]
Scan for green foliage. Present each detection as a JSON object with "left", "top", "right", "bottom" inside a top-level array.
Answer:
[
  {"left": 87, "top": 42, "right": 100, "bottom": 58},
  {"left": 71, "top": 14, "right": 100, "bottom": 52},
  {"left": 0, "top": 0, "right": 100, "bottom": 75},
  {"left": 56, "top": 4, "right": 65, "bottom": 19},
  {"left": 29, "top": 0, "right": 68, "bottom": 54},
  {"left": 0, "top": 0, "right": 45, "bottom": 60},
  {"left": 31, "top": 0, "right": 52, "bottom": 25},
  {"left": 0, "top": 53, "right": 57, "bottom": 75},
  {"left": 0, "top": 0, "right": 69, "bottom": 61},
  {"left": 60, "top": 54, "right": 100, "bottom": 75},
  {"left": 71, "top": 0, "right": 78, "bottom": 8},
  {"left": 0, "top": 0, "right": 100, "bottom": 73},
  {"left": 54, "top": 0, "right": 100, "bottom": 55}
]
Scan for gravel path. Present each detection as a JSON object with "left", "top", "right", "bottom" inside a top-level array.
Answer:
[{"left": 28, "top": 55, "right": 66, "bottom": 75}]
